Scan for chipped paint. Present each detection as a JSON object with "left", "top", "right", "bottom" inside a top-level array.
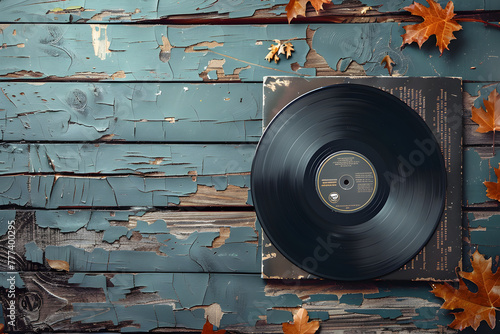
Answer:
[
  {"left": 0, "top": 143, "right": 255, "bottom": 175},
  {"left": 90, "top": 24, "right": 111, "bottom": 60},
  {"left": 0, "top": 82, "right": 262, "bottom": 142}
]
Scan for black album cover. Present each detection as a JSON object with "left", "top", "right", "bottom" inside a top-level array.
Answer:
[{"left": 259, "top": 77, "right": 462, "bottom": 281}]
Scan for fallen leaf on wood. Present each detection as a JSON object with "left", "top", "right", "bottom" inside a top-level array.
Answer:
[
  {"left": 401, "top": 0, "right": 462, "bottom": 55},
  {"left": 472, "top": 88, "right": 500, "bottom": 155},
  {"left": 484, "top": 163, "right": 500, "bottom": 201},
  {"left": 285, "top": 0, "right": 330, "bottom": 23},
  {"left": 47, "top": 259, "right": 70, "bottom": 271},
  {"left": 282, "top": 308, "right": 320, "bottom": 334},
  {"left": 284, "top": 42, "right": 295, "bottom": 59},
  {"left": 265, "top": 40, "right": 281, "bottom": 63},
  {"left": 381, "top": 55, "right": 395, "bottom": 75},
  {"left": 431, "top": 250, "right": 500, "bottom": 330},
  {"left": 265, "top": 40, "right": 295, "bottom": 63},
  {"left": 471, "top": 88, "right": 500, "bottom": 134},
  {"left": 201, "top": 319, "right": 226, "bottom": 334}
]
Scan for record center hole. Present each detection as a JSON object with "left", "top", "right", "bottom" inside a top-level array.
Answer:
[{"left": 339, "top": 174, "right": 354, "bottom": 190}]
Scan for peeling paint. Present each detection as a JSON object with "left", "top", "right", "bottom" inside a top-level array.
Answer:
[
  {"left": 90, "top": 24, "right": 111, "bottom": 60},
  {"left": 0, "top": 82, "right": 262, "bottom": 142}
]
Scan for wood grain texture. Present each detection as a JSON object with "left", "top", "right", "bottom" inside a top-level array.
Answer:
[
  {"left": 0, "top": 175, "right": 250, "bottom": 208},
  {"left": 0, "top": 82, "right": 262, "bottom": 142},
  {"left": 0, "top": 0, "right": 497, "bottom": 23},
  {"left": 1, "top": 23, "right": 500, "bottom": 81},
  {"left": 0, "top": 144, "right": 254, "bottom": 176},
  {"left": 0, "top": 0, "right": 499, "bottom": 332},
  {"left": 0, "top": 210, "right": 259, "bottom": 273},
  {"left": 0, "top": 271, "right": 455, "bottom": 333}
]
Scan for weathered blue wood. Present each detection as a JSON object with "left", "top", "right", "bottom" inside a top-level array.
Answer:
[
  {"left": 0, "top": 271, "right": 454, "bottom": 332},
  {"left": 1, "top": 143, "right": 254, "bottom": 175},
  {"left": 0, "top": 0, "right": 496, "bottom": 23},
  {"left": 0, "top": 24, "right": 313, "bottom": 81},
  {"left": 0, "top": 174, "right": 250, "bottom": 208},
  {"left": 463, "top": 148, "right": 499, "bottom": 205},
  {"left": 311, "top": 22, "right": 500, "bottom": 80},
  {"left": 0, "top": 148, "right": 491, "bottom": 207},
  {"left": 0, "top": 82, "right": 262, "bottom": 142},
  {"left": 466, "top": 212, "right": 500, "bottom": 259},
  {"left": 1, "top": 24, "right": 500, "bottom": 81},
  {"left": 1, "top": 210, "right": 260, "bottom": 273}
]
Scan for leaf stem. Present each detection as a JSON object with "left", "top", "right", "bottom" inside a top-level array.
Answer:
[{"left": 455, "top": 18, "right": 500, "bottom": 29}]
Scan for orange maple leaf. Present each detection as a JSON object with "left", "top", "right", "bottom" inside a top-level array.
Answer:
[
  {"left": 471, "top": 89, "right": 500, "bottom": 134},
  {"left": 282, "top": 308, "right": 320, "bottom": 334},
  {"left": 432, "top": 250, "right": 500, "bottom": 330},
  {"left": 484, "top": 163, "right": 500, "bottom": 201},
  {"left": 285, "top": 0, "right": 330, "bottom": 23},
  {"left": 401, "top": 0, "right": 462, "bottom": 55},
  {"left": 201, "top": 319, "right": 225, "bottom": 334}
]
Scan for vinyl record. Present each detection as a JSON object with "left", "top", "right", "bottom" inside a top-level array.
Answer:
[{"left": 251, "top": 83, "right": 446, "bottom": 281}]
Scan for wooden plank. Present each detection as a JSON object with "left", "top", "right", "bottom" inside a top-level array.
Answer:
[
  {"left": 1, "top": 143, "right": 254, "bottom": 176},
  {"left": 0, "top": 175, "right": 250, "bottom": 208},
  {"left": 0, "top": 0, "right": 497, "bottom": 23},
  {"left": 0, "top": 82, "right": 262, "bottom": 142},
  {"left": 0, "top": 210, "right": 259, "bottom": 273},
  {"left": 463, "top": 82, "right": 500, "bottom": 147},
  {"left": 1, "top": 81, "right": 499, "bottom": 145},
  {"left": 1, "top": 23, "right": 500, "bottom": 81},
  {"left": 463, "top": 147, "right": 500, "bottom": 206},
  {"left": 0, "top": 271, "right": 455, "bottom": 332},
  {"left": 465, "top": 212, "right": 500, "bottom": 261}
]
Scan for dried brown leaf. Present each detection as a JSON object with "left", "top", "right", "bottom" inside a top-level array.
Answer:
[
  {"left": 285, "top": 0, "right": 330, "bottom": 23},
  {"left": 401, "top": 0, "right": 462, "bottom": 55},
  {"left": 484, "top": 163, "right": 500, "bottom": 201},
  {"left": 432, "top": 250, "right": 500, "bottom": 330},
  {"left": 471, "top": 88, "right": 500, "bottom": 134},
  {"left": 282, "top": 308, "right": 320, "bottom": 334},
  {"left": 381, "top": 55, "right": 395, "bottom": 75}
]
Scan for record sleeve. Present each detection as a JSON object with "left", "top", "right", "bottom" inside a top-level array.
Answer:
[{"left": 259, "top": 76, "right": 462, "bottom": 281}]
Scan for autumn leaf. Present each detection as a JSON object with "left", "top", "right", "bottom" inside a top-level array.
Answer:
[
  {"left": 47, "top": 259, "right": 70, "bottom": 271},
  {"left": 381, "top": 55, "right": 395, "bottom": 75},
  {"left": 431, "top": 250, "right": 500, "bottom": 330},
  {"left": 484, "top": 163, "right": 500, "bottom": 201},
  {"left": 201, "top": 319, "right": 225, "bottom": 334},
  {"left": 282, "top": 308, "right": 320, "bottom": 334},
  {"left": 284, "top": 42, "right": 295, "bottom": 59},
  {"left": 285, "top": 0, "right": 330, "bottom": 23},
  {"left": 401, "top": 0, "right": 462, "bottom": 55},
  {"left": 265, "top": 40, "right": 281, "bottom": 63},
  {"left": 265, "top": 40, "right": 295, "bottom": 63},
  {"left": 471, "top": 88, "right": 500, "bottom": 134}
]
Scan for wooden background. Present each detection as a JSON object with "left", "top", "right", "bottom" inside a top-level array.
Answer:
[{"left": 0, "top": 0, "right": 500, "bottom": 332}]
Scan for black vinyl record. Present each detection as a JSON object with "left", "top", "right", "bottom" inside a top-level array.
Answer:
[{"left": 251, "top": 83, "right": 446, "bottom": 281}]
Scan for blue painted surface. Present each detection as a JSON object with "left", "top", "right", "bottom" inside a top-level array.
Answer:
[{"left": 0, "top": 83, "right": 262, "bottom": 142}]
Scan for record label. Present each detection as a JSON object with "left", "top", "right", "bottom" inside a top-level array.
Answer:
[{"left": 315, "top": 151, "right": 377, "bottom": 213}]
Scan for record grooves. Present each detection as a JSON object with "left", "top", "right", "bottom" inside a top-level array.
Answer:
[{"left": 251, "top": 84, "right": 446, "bottom": 281}]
